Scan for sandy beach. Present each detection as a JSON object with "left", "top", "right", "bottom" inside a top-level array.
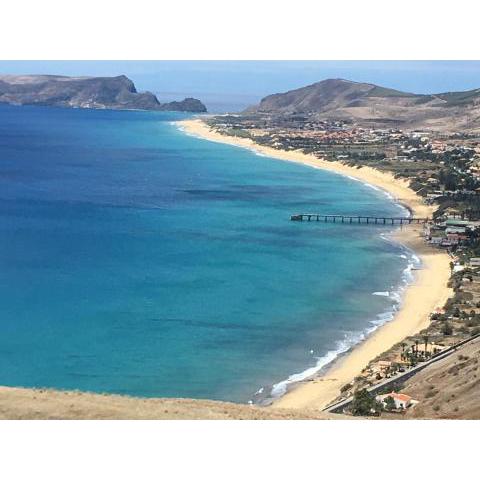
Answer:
[{"left": 178, "top": 117, "right": 453, "bottom": 411}]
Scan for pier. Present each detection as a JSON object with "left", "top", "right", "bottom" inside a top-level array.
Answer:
[{"left": 290, "top": 214, "right": 428, "bottom": 225}]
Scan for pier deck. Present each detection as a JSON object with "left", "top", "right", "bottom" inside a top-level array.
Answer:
[{"left": 290, "top": 214, "right": 428, "bottom": 225}]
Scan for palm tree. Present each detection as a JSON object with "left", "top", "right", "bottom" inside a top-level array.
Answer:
[
  {"left": 415, "top": 340, "right": 419, "bottom": 356},
  {"left": 423, "top": 335, "right": 429, "bottom": 355}
]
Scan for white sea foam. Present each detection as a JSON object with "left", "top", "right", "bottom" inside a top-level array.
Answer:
[
  {"left": 372, "top": 310, "right": 396, "bottom": 326},
  {"left": 390, "top": 290, "right": 402, "bottom": 303},
  {"left": 176, "top": 119, "right": 422, "bottom": 403},
  {"left": 270, "top": 335, "right": 362, "bottom": 398},
  {"left": 264, "top": 244, "right": 421, "bottom": 402},
  {"left": 343, "top": 174, "right": 397, "bottom": 202},
  {"left": 411, "top": 253, "right": 421, "bottom": 264}
]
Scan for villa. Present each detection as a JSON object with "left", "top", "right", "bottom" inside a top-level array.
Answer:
[{"left": 376, "top": 392, "right": 417, "bottom": 410}]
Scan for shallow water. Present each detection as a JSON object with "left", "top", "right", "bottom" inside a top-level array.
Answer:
[{"left": 0, "top": 104, "right": 413, "bottom": 402}]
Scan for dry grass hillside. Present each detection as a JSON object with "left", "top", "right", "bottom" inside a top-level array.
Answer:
[
  {"left": 0, "top": 386, "right": 335, "bottom": 420},
  {"left": 401, "top": 337, "right": 480, "bottom": 419}
]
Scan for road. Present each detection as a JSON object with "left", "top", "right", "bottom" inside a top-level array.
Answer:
[{"left": 324, "top": 333, "right": 480, "bottom": 413}]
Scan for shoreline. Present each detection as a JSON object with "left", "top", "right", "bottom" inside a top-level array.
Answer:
[{"left": 178, "top": 117, "right": 453, "bottom": 411}]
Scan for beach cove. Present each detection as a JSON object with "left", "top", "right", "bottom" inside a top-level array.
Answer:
[
  {"left": 0, "top": 104, "right": 421, "bottom": 404},
  {"left": 178, "top": 118, "right": 453, "bottom": 410}
]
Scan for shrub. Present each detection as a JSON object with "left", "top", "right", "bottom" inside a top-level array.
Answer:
[
  {"left": 340, "top": 383, "right": 352, "bottom": 393},
  {"left": 442, "top": 322, "right": 453, "bottom": 335},
  {"left": 383, "top": 395, "right": 396, "bottom": 411},
  {"left": 350, "top": 389, "right": 382, "bottom": 416}
]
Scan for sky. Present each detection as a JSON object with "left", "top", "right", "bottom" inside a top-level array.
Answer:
[{"left": 1, "top": 61, "right": 480, "bottom": 112}]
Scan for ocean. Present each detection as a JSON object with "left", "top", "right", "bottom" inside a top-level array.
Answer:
[{"left": 0, "top": 104, "right": 416, "bottom": 403}]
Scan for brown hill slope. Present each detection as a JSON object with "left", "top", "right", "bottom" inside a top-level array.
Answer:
[
  {"left": 248, "top": 78, "right": 480, "bottom": 131},
  {"left": 0, "top": 386, "right": 334, "bottom": 419},
  {"left": 401, "top": 336, "right": 480, "bottom": 419}
]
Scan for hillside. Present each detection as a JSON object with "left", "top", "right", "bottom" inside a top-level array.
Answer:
[
  {"left": 0, "top": 386, "right": 335, "bottom": 420},
  {"left": 248, "top": 78, "right": 480, "bottom": 131},
  {"left": 0, "top": 74, "right": 207, "bottom": 112},
  {"left": 399, "top": 336, "right": 480, "bottom": 419}
]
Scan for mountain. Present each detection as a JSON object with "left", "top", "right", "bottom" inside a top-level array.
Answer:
[
  {"left": 0, "top": 74, "right": 207, "bottom": 112},
  {"left": 248, "top": 78, "right": 480, "bottom": 131}
]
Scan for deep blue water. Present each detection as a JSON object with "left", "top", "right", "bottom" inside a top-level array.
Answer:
[{"left": 0, "top": 104, "right": 413, "bottom": 402}]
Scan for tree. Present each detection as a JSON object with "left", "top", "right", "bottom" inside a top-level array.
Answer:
[
  {"left": 383, "top": 395, "right": 397, "bottom": 411},
  {"left": 423, "top": 335, "right": 429, "bottom": 355},
  {"left": 442, "top": 322, "right": 453, "bottom": 336},
  {"left": 350, "top": 389, "right": 382, "bottom": 416}
]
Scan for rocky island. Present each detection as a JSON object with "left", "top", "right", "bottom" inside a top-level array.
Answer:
[{"left": 0, "top": 74, "right": 207, "bottom": 112}]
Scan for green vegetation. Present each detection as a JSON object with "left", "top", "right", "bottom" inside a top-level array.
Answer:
[
  {"left": 383, "top": 395, "right": 396, "bottom": 411},
  {"left": 438, "top": 89, "right": 480, "bottom": 106},
  {"left": 350, "top": 389, "right": 382, "bottom": 416},
  {"left": 442, "top": 322, "right": 453, "bottom": 336},
  {"left": 224, "top": 128, "right": 252, "bottom": 139}
]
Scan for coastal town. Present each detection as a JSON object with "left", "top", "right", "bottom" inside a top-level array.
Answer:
[
  {"left": 207, "top": 113, "right": 480, "bottom": 219},
  {"left": 203, "top": 113, "right": 480, "bottom": 418}
]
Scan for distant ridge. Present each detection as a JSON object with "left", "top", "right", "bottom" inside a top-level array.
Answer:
[
  {"left": 247, "top": 78, "right": 480, "bottom": 131},
  {"left": 0, "top": 74, "right": 207, "bottom": 113}
]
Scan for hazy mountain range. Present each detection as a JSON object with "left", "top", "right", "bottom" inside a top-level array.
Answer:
[
  {"left": 0, "top": 74, "right": 207, "bottom": 112},
  {"left": 248, "top": 78, "right": 480, "bottom": 131}
]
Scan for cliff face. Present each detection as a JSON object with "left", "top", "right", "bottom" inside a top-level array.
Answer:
[
  {"left": 0, "top": 74, "right": 207, "bottom": 112},
  {"left": 248, "top": 78, "right": 480, "bottom": 131}
]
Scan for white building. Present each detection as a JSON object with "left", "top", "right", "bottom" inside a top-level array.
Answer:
[{"left": 376, "top": 392, "right": 417, "bottom": 410}]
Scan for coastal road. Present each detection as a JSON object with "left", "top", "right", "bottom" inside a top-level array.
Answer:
[{"left": 324, "top": 333, "right": 480, "bottom": 414}]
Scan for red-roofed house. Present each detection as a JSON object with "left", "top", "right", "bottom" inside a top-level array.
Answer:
[{"left": 376, "top": 391, "right": 417, "bottom": 410}]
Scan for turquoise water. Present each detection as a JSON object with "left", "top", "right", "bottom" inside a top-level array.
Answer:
[{"left": 0, "top": 104, "right": 414, "bottom": 402}]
